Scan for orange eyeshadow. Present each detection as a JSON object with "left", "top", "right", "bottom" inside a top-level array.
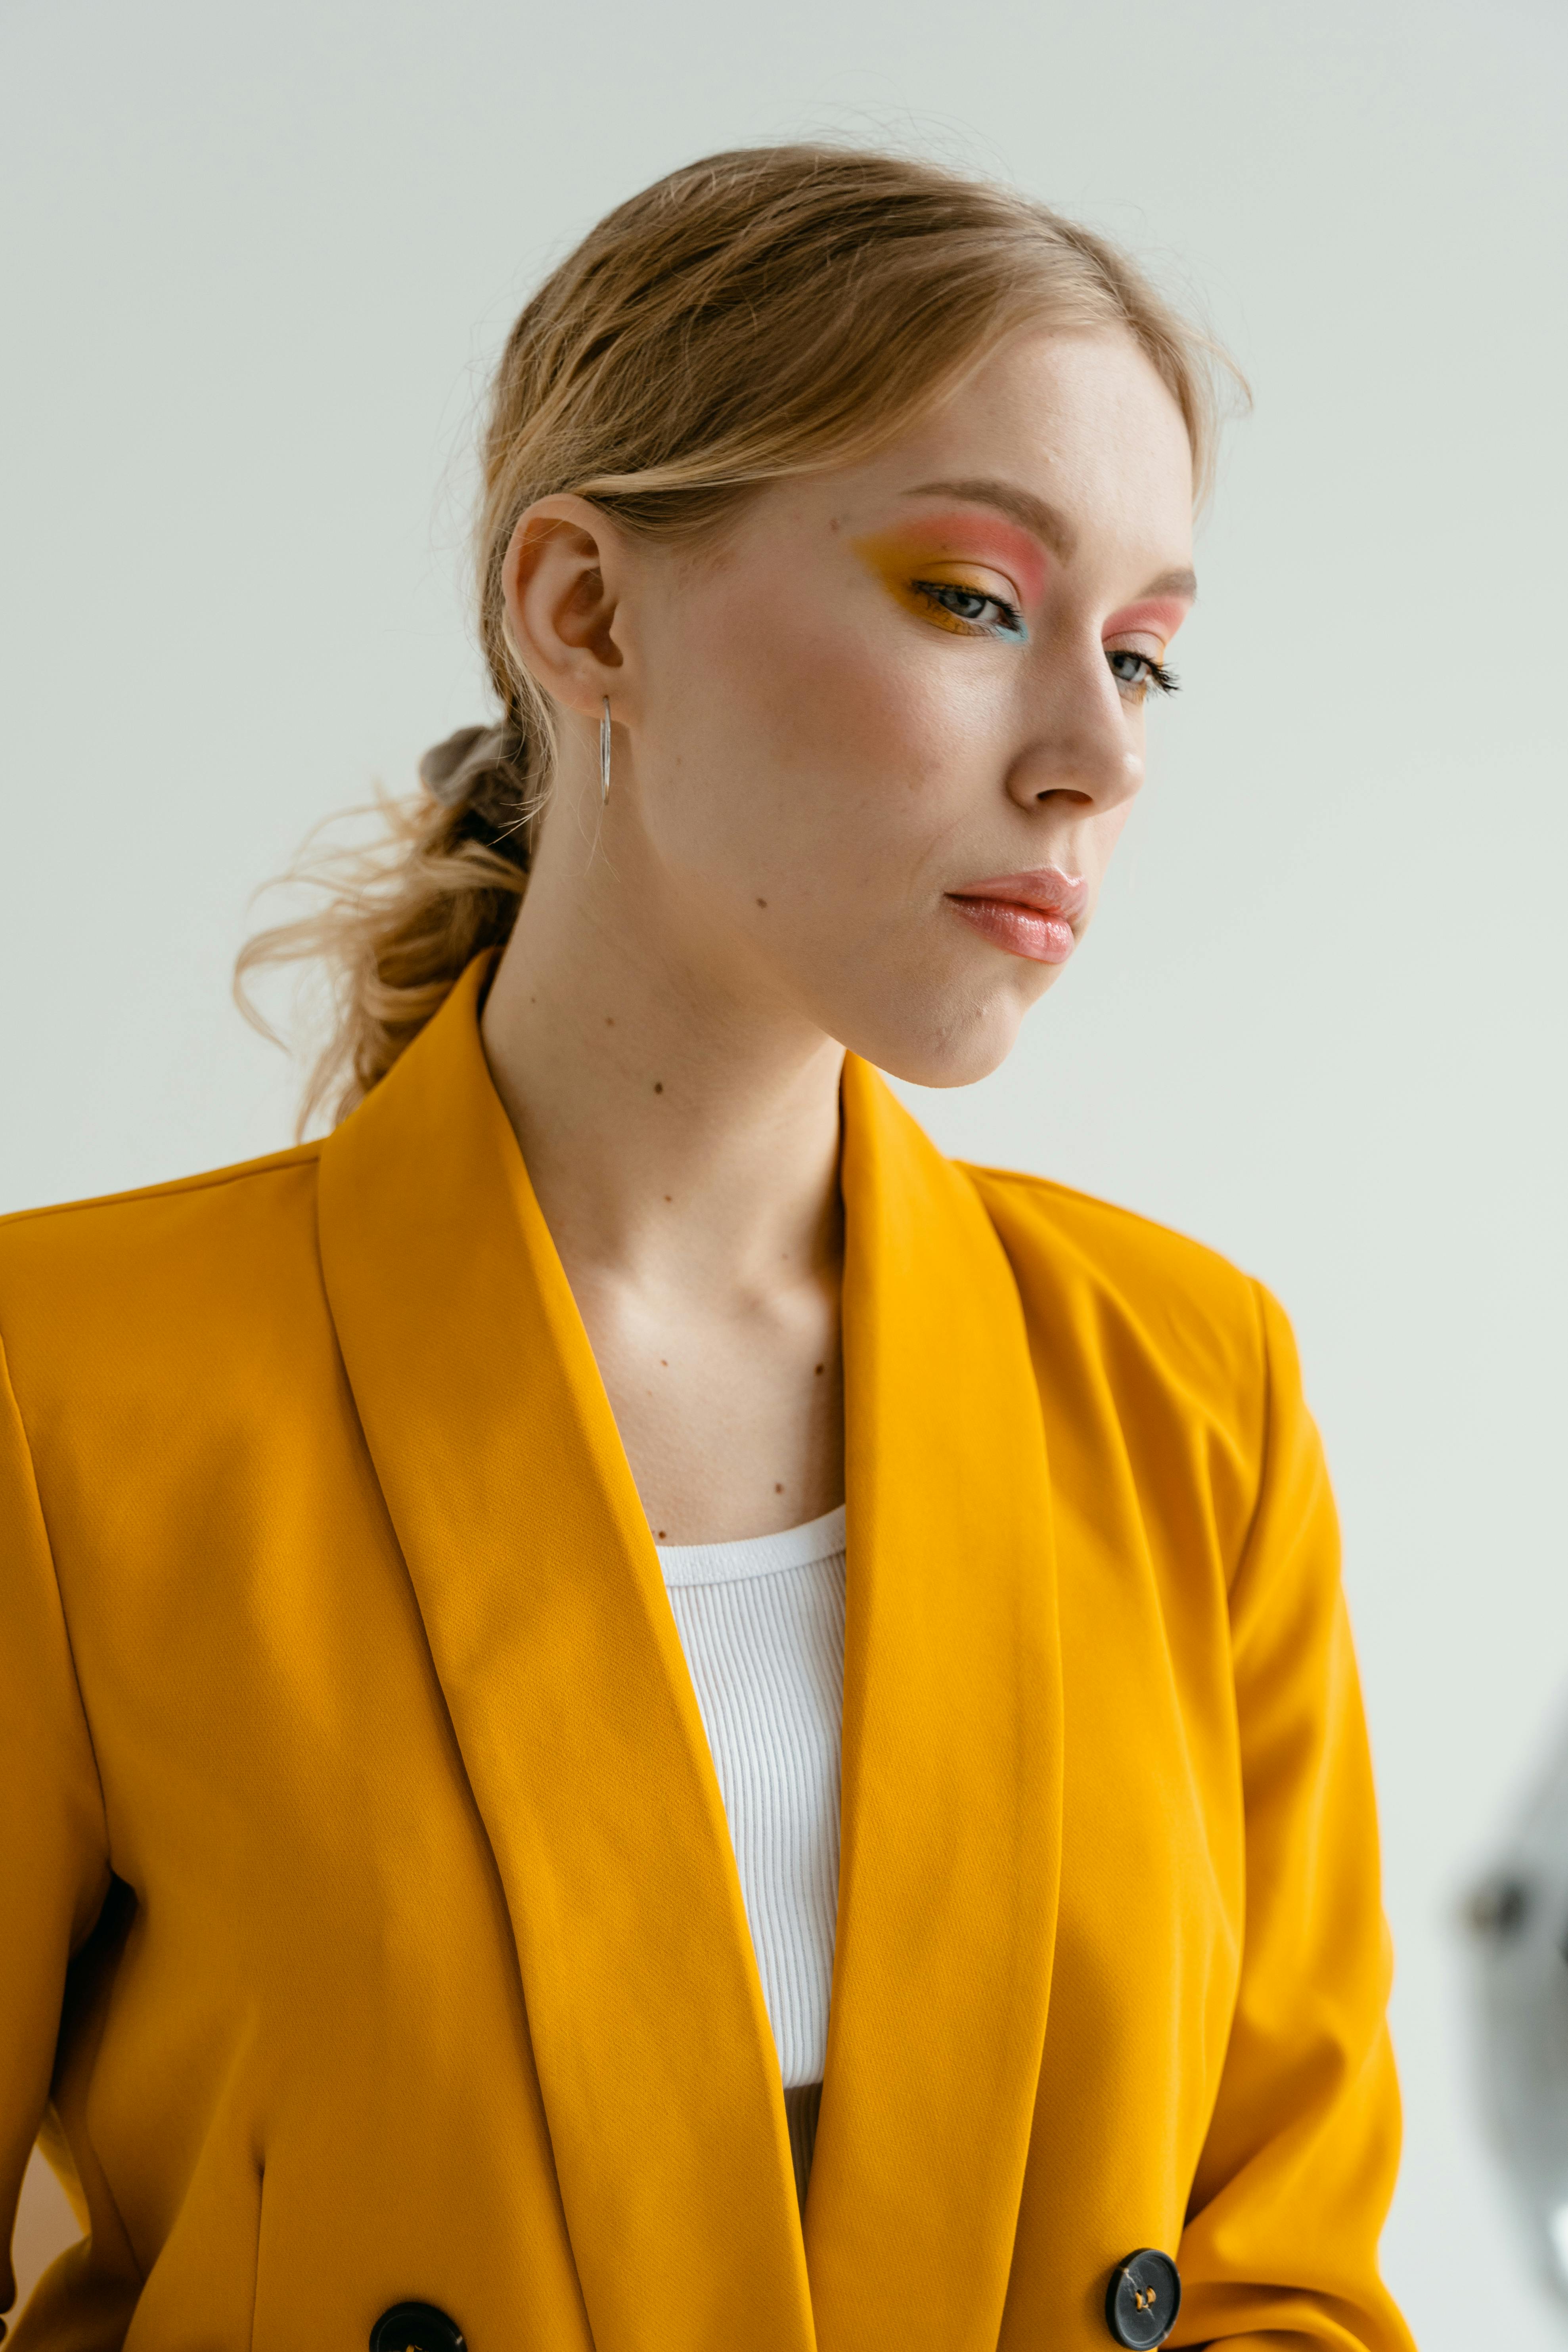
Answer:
[{"left": 852, "top": 518, "right": 1041, "bottom": 640}]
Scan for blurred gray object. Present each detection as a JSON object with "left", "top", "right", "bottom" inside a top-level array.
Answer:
[{"left": 1467, "top": 1707, "right": 1568, "bottom": 2312}]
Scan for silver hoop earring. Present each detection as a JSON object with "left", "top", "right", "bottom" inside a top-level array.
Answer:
[{"left": 599, "top": 697, "right": 612, "bottom": 805}]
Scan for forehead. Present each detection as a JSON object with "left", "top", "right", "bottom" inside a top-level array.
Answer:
[{"left": 816, "top": 327, "right": 1195, "bottom": 565}]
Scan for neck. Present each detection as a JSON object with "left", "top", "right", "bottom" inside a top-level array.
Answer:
[{"left": 479, "top": 801, "right": 846, "bottom": 1308}]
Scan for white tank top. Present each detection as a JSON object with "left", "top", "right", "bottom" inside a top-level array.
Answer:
[{"left": 655, "top": 1503, "right": 847, "bottom": 2210}]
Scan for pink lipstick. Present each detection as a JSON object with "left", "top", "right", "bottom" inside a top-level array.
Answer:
[{"left": 944, "top": 866, "right": 1088, "bottom": 965}]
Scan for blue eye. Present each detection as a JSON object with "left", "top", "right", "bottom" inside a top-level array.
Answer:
[
  {"left": 912, "top": 580, "right": 1029, "bottom": 642},
  {"left": 1106, "top": 649, "right": 1179, "bottom": 699}
]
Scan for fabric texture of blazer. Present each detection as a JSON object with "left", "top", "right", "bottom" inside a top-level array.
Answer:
[{"left": 0, "top": 956, "right": 1415, "bottom": 2351}]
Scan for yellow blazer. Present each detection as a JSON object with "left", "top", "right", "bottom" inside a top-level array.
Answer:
[{"left": 1, "top": 958, "right": 1413, "bottom": 2352}]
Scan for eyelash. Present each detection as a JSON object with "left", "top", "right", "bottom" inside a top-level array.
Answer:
[
  {"left": 1106, "top": 649, "right": 1180, "bottom": 701},
  {"left": 911, "top": 581, "right": 1180, "bottom": 701},
  {"left": 911, "top": 579, "right": 1028, "bottom": 642}
]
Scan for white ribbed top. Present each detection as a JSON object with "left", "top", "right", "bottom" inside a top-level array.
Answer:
[{"left": 656, "top": 1503, "right": 847, "bottom": 2210}]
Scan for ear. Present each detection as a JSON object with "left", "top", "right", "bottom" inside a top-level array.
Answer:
[{"left": 501, "top": 494, "right": 630, "bottom": 718}]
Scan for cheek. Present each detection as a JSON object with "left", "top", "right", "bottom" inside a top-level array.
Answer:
[
  {"left": 1076, "top": 797, "right": 1135, "bottom": 915},
  {"left": 669, "top": 567, "right": 1000, "bottom": 848}
]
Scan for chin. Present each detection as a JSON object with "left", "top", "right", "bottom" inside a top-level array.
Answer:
[{"left": 844, "top": 987, "right": 1032, "bottom": 1091}]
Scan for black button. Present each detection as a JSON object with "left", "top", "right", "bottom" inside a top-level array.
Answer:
[
  {"left": 1105, "top": 2247, "right": 1181, "bottom": 2348},
  {"left": 370, "top": 2304, "right": 466, "bottom": 2352}
]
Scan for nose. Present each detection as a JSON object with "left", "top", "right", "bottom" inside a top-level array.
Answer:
[{"left": 1005, "top": 644, "right": 1144, "bottom": 820}]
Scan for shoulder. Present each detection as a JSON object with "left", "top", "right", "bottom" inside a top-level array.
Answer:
[
  {"left": 961, "top": 1159, "right": 1269, "bottom": 1431},
  {"left": 0, "top": 1140, "right": 322, "bottom": 1268},
  {"left": 0, "top": 1144, "right": 324, "bottom": 1379},
  {"left": 962, "top": 1160, "right": 1258, "bottom": 1310}
]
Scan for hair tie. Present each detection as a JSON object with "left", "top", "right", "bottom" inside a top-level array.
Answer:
[{"left": 417, "top": 722, "right": 523, "bottom": 809}]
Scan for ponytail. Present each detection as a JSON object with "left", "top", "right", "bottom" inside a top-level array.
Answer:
[{"left": 234, "top": 724, "right": 537, "bottom": 1132}]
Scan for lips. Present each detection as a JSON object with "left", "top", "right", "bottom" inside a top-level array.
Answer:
[{"left": 943, "top": 866, "right": 1087, "bottom": 966}]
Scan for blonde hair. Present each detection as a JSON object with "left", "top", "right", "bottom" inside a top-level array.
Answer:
[{"left": 238, "top": 143, "right": 1239, "bottom": 1130}]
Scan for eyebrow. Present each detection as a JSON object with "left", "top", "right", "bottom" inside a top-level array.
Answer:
[
  {"left": 902, "top": 477, "right": 1197, "bottom": 602},
  {"left": 1139, "top": 567, "right": 1199, "bottom": 601}
]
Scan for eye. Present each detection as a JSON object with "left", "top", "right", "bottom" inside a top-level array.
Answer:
[
  {"left": 1106, "top": 647, "right": 1179, "bottom": 700},
  {"left": 912, "top": 579, "right": 1028, "bottom": 642}
]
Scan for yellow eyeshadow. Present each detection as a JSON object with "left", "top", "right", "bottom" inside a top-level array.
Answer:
[
  {"left": 853, "top": 539, "right": 1024, "bottom": 640},
  {"left": 903, "top": 584, "right": 991, "bottom": 637}
]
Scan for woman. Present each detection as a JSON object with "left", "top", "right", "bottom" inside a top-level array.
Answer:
[{"left": 0, "top": 147, "right": 1414, "bottom": 2352}]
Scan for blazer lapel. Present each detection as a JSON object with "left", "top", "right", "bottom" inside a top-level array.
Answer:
[
  {"left": 804, "top": 1058, "right": 1064, "bottom": 2352},
  {"left": 317, "top": 960, "right": 814, "bottom": 2352}
]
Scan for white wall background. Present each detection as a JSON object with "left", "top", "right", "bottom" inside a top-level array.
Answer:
[{"left": 3, "top": 0, "right": 1565, "bottom": 2337}]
